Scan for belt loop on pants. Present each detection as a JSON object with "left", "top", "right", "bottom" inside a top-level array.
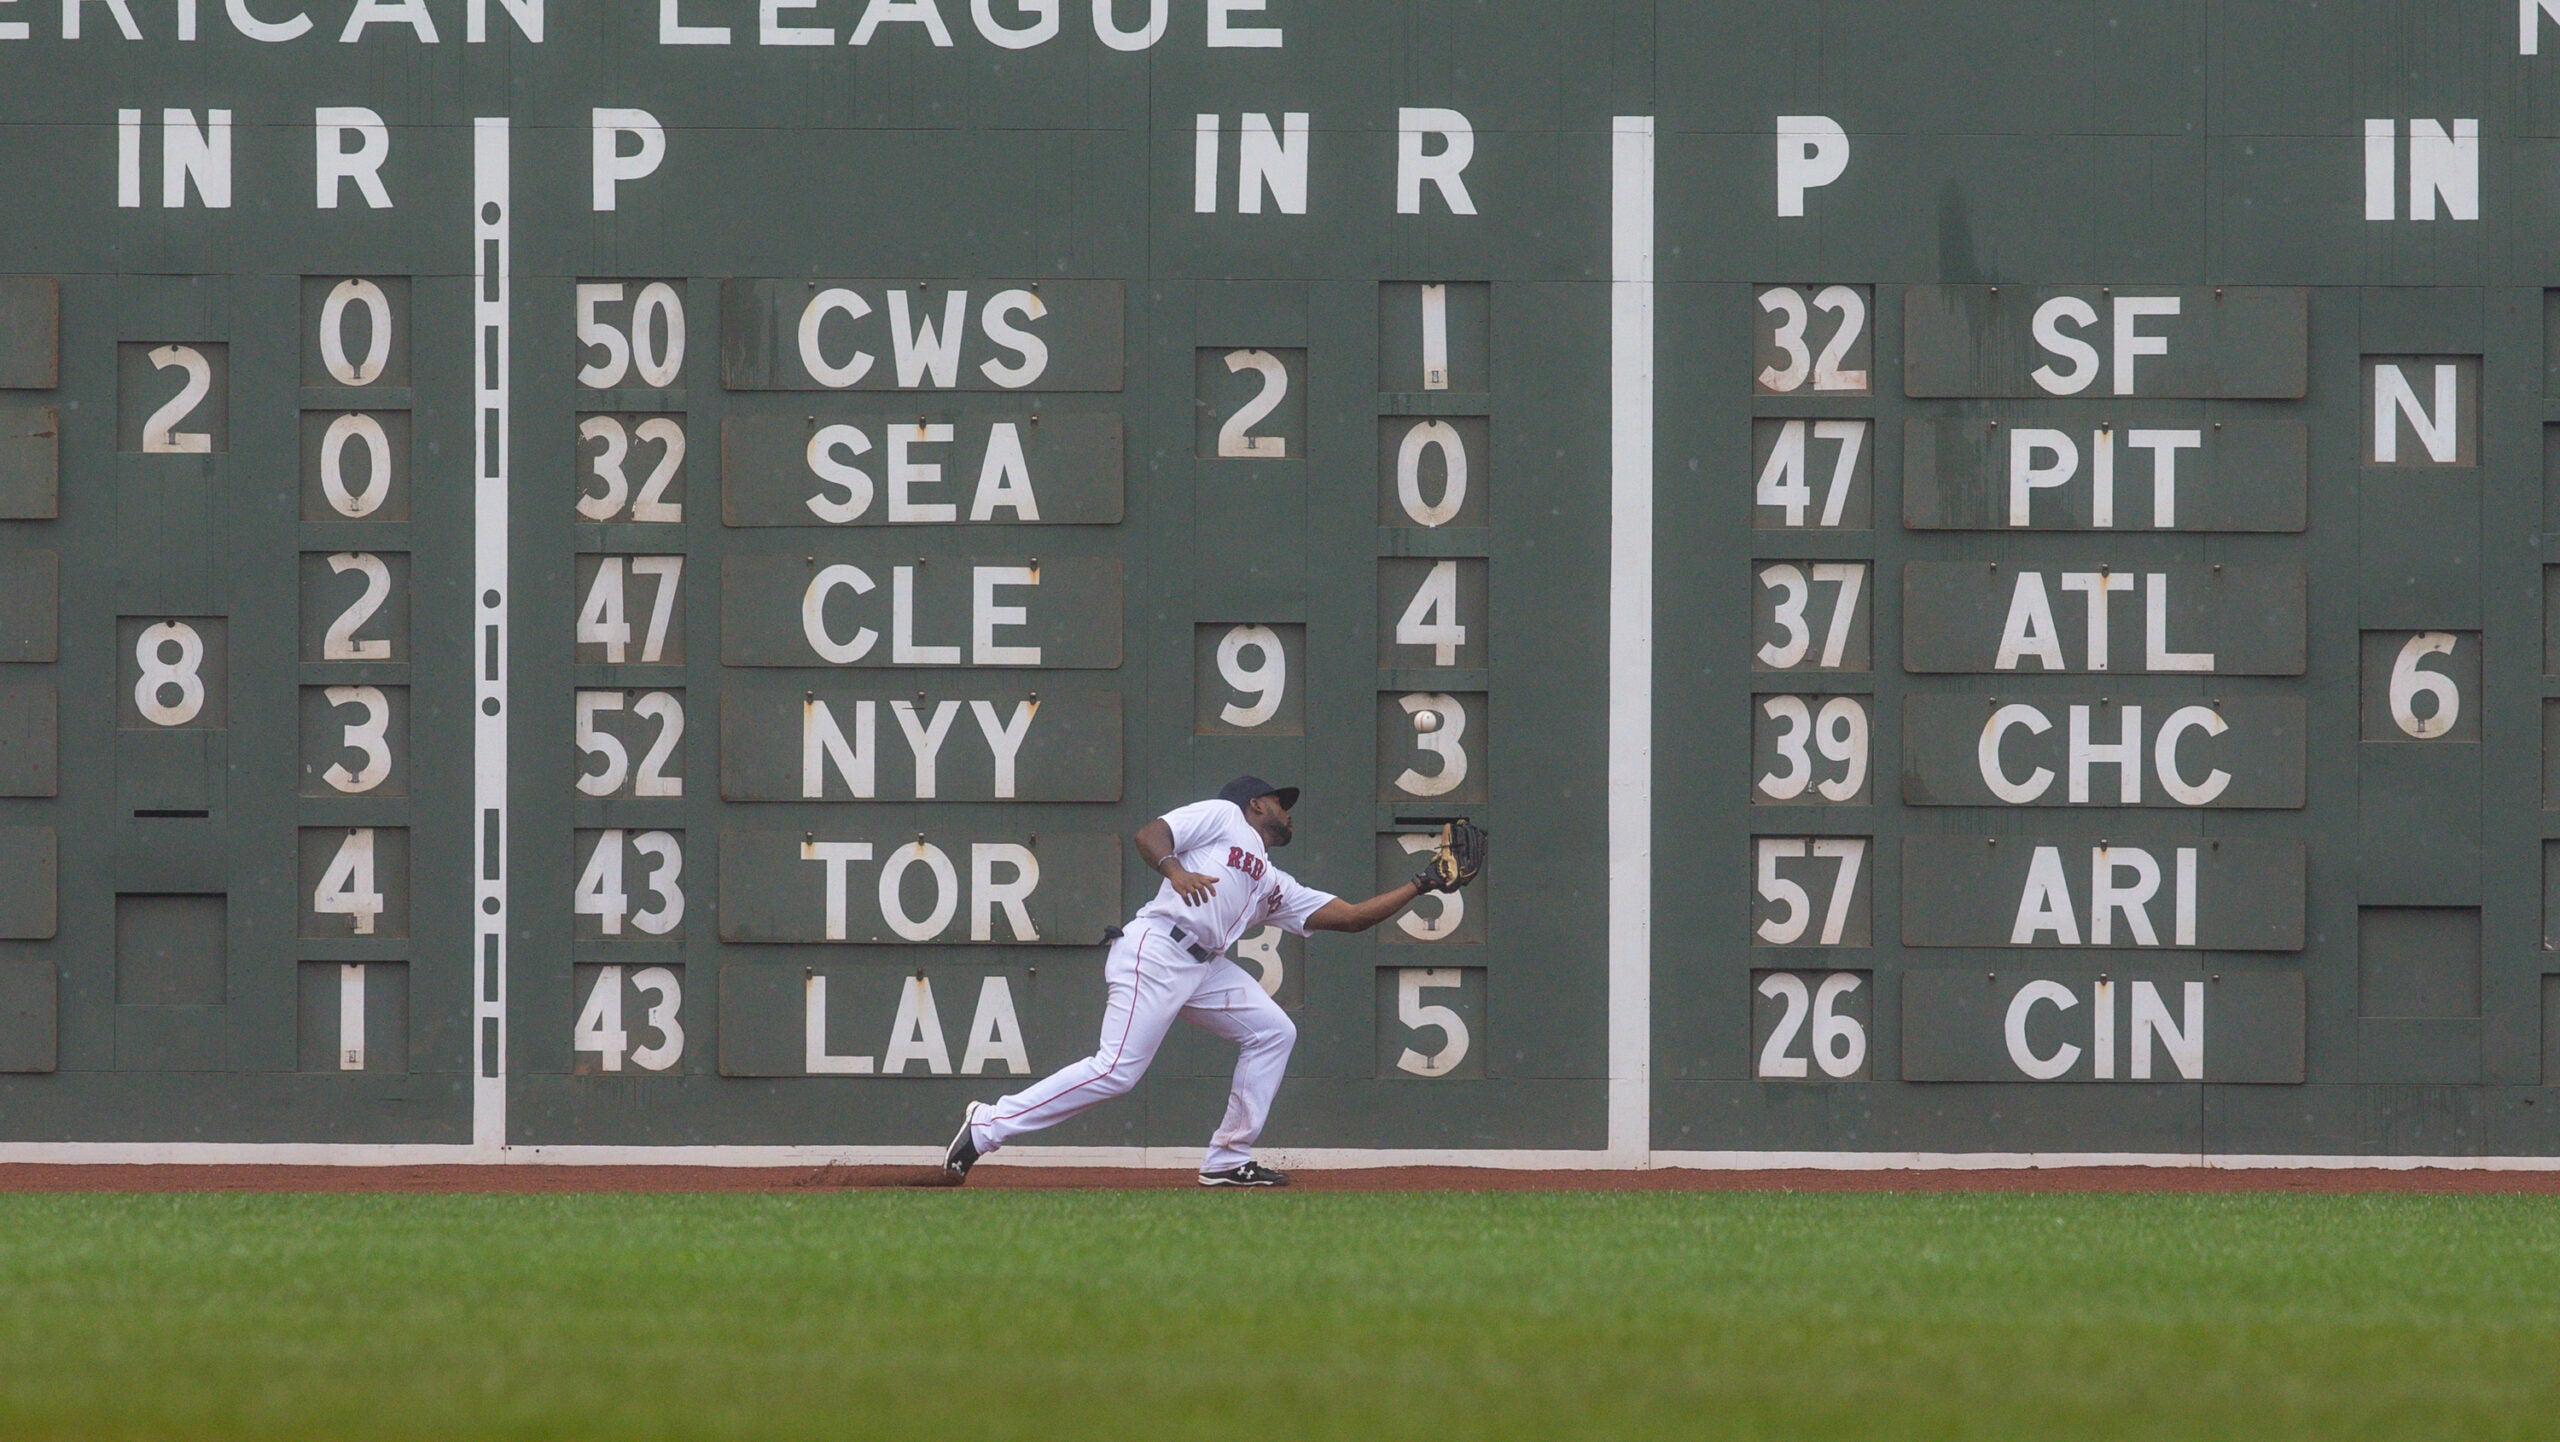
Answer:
[{"left": 1163, "top": 923, "right": 1218, "bottom": 964}]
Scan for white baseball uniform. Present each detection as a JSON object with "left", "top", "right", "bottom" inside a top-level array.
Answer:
[{"left": 969, "top": 798, "right": 1336, "bottom": 1169}]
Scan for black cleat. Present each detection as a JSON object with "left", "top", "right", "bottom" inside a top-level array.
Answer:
[
  {"left": 1198, "top": 1161, "right": 1289, "bottom": 1188},
  {"left": 943, "top": 1102, "right": 984, "bottom": 1181}
]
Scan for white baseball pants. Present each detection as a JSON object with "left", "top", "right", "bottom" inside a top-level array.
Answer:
[{"left": 971, "top": 923, "right": 1296, "bottom": 1171}]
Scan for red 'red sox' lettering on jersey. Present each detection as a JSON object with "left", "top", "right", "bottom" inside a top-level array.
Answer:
[{"left": 1225, "top": 846, "right": 1268, "bottom": 882}]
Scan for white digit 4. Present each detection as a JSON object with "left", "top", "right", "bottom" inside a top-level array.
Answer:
[
  {"left": 1395, "top": 560, "right": 1467, "bottom": 666},
  {"left": 324, "top": 553, "right": 394, "bottom": 661},
  {"left": 1758, "top": 696, "right": 1814, "bottom": 800},
  {"left": 1757, "top": 288, "right": 1812, "bottom": 393},
  {"left": 133, "top": 621, "right": 206, "bottom": 726},
  {"left": 142, "top": 345, "right": 213, "bottom": 453},
  {"left": 1394, "top": 692, "right": 1469, "bottom": 798},
  {"left": 1217, "top": 349, "right": 1289, "bottom": 458},
  {"left": 314, "top": 829, "right": 385, "bottom": 936},
  {"left": 1216, "top": 625, "right": 1287, "bottom": 727},
  {"left": 628, "top": 831, "right": 684, "bottom": 936},
  {"left": 574, "top": 964, "right": 629, "bottom": 1071},
  {"left": 323, "top": 685, "right": 392, "bottom": 793},
  {"left": 1756, "top": 421, "right": 1814, "bottom": 525},
  {"left": 574, "top": 692, "right": 630, "bottom": 796},
  {"left": 628, "top": 965, "right": 685, "bottom": 1071},
  {"left": 575, "top": 830, "right": 630, "bottom": 935},
  {"left": 576, "top": 558, "right": 632, "bottom": 661},
  {"left": 632, "top": 692, "right": 684, "bottom": 797},
  {"left": 1810, "top": 286, "right": 1869, "bottom": 392},
  {"left": 2389, "top": 632, "right": 2460, "bottom": 739}
]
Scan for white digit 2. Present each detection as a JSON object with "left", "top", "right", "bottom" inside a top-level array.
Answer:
[
  {"left": 142, "top": 345, "right": 214, "bottom": 453},
  {"left": 324, "top": 553, "right": 393, "bottom": 660},
  {"left": 1217, "top": 349, "right": 1289, "bottom": 458},
  {"left": 1810, "top": 285, "right": 1868, "bottom": 391},
  {"left": 134, "top": 621, "right": 206, "bottom": 726}
]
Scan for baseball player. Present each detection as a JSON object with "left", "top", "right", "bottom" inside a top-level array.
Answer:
[{"left": 941, "top": 775, "right": 1485, "bottom": 1187}]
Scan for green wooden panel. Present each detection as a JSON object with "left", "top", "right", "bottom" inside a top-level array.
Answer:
[
  {"left": 0, "top": 278, "right": 57, "bottom": 391},
  {"left": 718, "top": 553, "right": 1122, "bottom": 669},
  {"left": 719, "top": 680, "right": 1122, "bottom": 803},
  {"left": 0, "top": 956, "right": 55, "bottom": 1073},
  {"left": 0, "top": 550, "right": 55, "bottom": 663},
  {"left": 0, "top": 682, "right": 56, "bottom": 797},
  {"left": 1901, "top": 562, "right": 2305, "bottom": 675},
  {"left": 0, "top": 828, "right": 56, "bottom": 940},
  {"left": 0, "top": 405, "right": 58, "bottom": 519},
  {"left": 1902, "top": 415, "right": 2304, "bottom": 532},
  {"left": 1901, "top": 694, "right": 2305, "bottom": 809},
  {"left": 1901, "top": 969, "right": 2304, "bottom": 1084},
  {"left": 721, "top": 412, "right": 1122, "bottom": 528},
  {"left": 716, "top": 830, "right": 1118, "bottom": 946},
  {"left": 1904, "top": 287, "right": 2307, "bottom": 398},
  {"left": 1899, "top": 837, "right": 2305, "bottom": 951}
]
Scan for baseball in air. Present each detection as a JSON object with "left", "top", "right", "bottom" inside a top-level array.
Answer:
[{"left": 1412, "top": 709, "right": 1441, "bottom": 734}]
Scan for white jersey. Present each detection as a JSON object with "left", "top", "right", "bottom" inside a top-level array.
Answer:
[{"left": 1131, "top": 799, "right": 1337, "bottom": 955}]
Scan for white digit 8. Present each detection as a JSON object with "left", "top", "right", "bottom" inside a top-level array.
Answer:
[
  {"left": 1814, "top": 696, "right": 1868, "bottom": 801},
  {"left": 134, "top": 621, "right": 206, "bottom": 726},
  {"left": 1215, "top": 625, "right": 1287, "bottom": 727},
  {"left": 2389, "top": 632, "right": 2460, "bottom": 739}
]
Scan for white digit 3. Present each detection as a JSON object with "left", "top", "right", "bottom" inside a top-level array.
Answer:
[
  {"left": 628, "top": 965, "right": 685, "bottom": 1071},
  {"left": 1394, "top": 692, "right": 1469, "bottom": 797},
  {"left": 1757, "top": 564, "right": 1811, "bottom": 668},
  {"left": 322, "top": 685, "right": 392, "bottom": 793},
  {"left": 134, "top": 621, "right": 206, "bottom": 726}
]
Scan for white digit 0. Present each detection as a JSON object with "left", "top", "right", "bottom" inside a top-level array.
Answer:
[
  {"left": 1395, "top": 420, "right": 1467, "bottom": 528},
  {"left": 630, "top": 282, "right": 685, "bottom": 389},
  {"left": 319, "top": 414, "right": 392, "bottom": 517},
  {"left": 318, "top": 279, "right": 393, "bottom": 387}
]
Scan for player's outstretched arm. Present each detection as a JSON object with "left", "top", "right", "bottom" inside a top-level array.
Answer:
[
  {"left": 1306, "top": 883, "right": 1426, "bottom": 934},
  {"left": 1135, "top": 818, "right": 1220, "bottom": 904}
]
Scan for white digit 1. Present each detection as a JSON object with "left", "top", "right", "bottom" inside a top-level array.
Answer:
[
  {"left": 1814, "top": 696, "right": 1868, "bottom": 801},
  {"left": 314, "top": 828, "right": 385, "bottom": 935},
  {"left": 578, "top": 416, "right": 631, "bottom": 519},
  {"left": 1395, "top": 560, "right": 1467, "bottom": 665},
  {"left": 1756, "top": 838, "right": 1811, "bottom": 944},
  {"left": 324, "top": 553, "right": 394, "bottom": 660},
  {"left": 1394, "top": 969, "right": 1471, "bottom": 1076},
  {"left": 1756, "top": 972, "right": 1811, "bottom": 1077},
  {"left": 1394, "top": 692, "right": 1470, "bottom": 798},
  {"left": 142, "top": 345, "right": 213, "bottom": 453},
  {"left": 574, "top": 964, "right": 629, "bottom": 1071},
  {"left": 2389, "top": 632, "right": 2460, "bottom": 739},
  {"left": 1217, "top": 349, "right": 1289, "bottom": 458},
  {"left": 575, "top": 830, "right": 630, "bottom": 935},
  {"left": 1216, "top": 625, "right": 1287, "bottom": 727},
  {"left": 1757, "top": 287, "right": 1811, "bottom": 392},
  {"left": 628, "top": 831, "right": 684, "bottom": 936},
  {"left": 134, "top": 621, "right": 206, "bottom": 726},
  {"left": 628, "top": 966, "right": 684, "bottom": 1071},
  {"left": 323, "top": 685, "right": 392, "bottom": 793},
  {"left": 320, "top": 414, "right": 392, "bottom": 517},
  {"left": 1756, "top": 565, "right": 1811, "bottom": 668},
  {"left": 575, "top": 692, "right": 630, "bottom": 796},
  {"left": 1811, "top": 972, "right": 1867, "bottom": 1077},
  {"left": 1758, "top": 695, "right": 1813, "bottom": 800}
]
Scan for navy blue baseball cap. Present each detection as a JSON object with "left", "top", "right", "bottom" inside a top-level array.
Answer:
[{"left": 1218, "top": 774, "right": 1299, "bottom": 811}]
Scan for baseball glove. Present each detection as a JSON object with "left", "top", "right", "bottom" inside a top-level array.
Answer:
[{"left": 1411, "top": 819, "right": 1487, "bottom": 894}]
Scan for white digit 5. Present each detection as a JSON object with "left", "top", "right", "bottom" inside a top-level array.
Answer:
[
  {"left": 1757, "top": 564, "right": 1811, "bottom": 668},
  {"left": 1814, "top": 696, "right": 1868, "bottom": 801},
  {"left": 1394, "top": 692, "right": 1469, "bottom": 797},
  {"left": 1758, "top": 695, "right": 1814, "bottom": 800},
  {"left": 1394, "top": 969, "right": 1470, "bottom": 1076},
  {"left": 1394, "top": 834, "right": 1466, "bottom": 940},
  {"left": 1756, "top": 288, "right": 1811, "bottom": 393},
  {"left": 577, "top": 416, "right": 631, "bottom": 519},
  {"left": 134, "top": 621, "right": 206, "bottom": 726},
  {"left": 2389, "top": 632, "right": 2460, "bottom": 739},
  {"left": 318, "top": 279, "right": 393, "bottom": 387},
  {"left": 324, "top": 553, "right": 393, "bottom": 661},
  {"left": 1756, "top": 838, "right": 1812, "bottom": 943},
  {"left": 632, "top": 691, "right": 684, "bottom": 797},
  {"left": 314, "top": 828, "right": 385, "bottom": 936},
  {"left": 628, "top": 965, "right": 685, "bottom": 1071},
  {"left": 142, "top": 345, "right": 213, "bottom": 453},
  {"left": 576, "top": 283, "right": 630, "bottom": 389},
  {"left": 1218, "top": 349, "right": 1289, "bottom": 458},
  {"left": 1215, "top": 625, "right": 1287, "bottom": 727},
  {"left": 575, "top": 692, "right": 630, "bottom": 796},
  {"left": 1810, "top": 285, "right": 1869, "bottom": 392},
  {"left": 629, "top": 831, "right": 684, "bottom": 936},
  {"left": 319, "top": 414, "right": 392, "bottom": 517},
  {"left": 323, "top": 685, "right": 392, "bottom": 793},
  {"left": 1756, "top": 972, "right": 1811, "bottom": 1077}
]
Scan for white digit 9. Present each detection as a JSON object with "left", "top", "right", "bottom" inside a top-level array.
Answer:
[
  {"left": 2389, "top": 632, "right": 2460, "bottom": 739},
  {"left": 1215, "top": 625, "right": 1287, "bottom": 727},
  {"left": 134, "top": 621, "right": 206, "bottom": 726},
  {"left": 1814, "top": 696, "right": 1868, "bottom": 800},
  {"left": 322, "top": 685, "right": 392, "bottom": 793}
]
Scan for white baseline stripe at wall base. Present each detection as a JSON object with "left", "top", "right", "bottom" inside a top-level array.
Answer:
[{"left": 1607, "top": 115, "right": 1656, "bottom": 1167}]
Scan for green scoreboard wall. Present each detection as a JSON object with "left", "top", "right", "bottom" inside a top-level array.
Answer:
[{"left": 4, "top": 1, "right": 2559, "bottom": 1163}]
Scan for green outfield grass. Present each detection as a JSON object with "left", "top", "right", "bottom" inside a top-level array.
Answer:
[{"left": 0, "top": 1189, "right": 2553, "bottom": 1440}]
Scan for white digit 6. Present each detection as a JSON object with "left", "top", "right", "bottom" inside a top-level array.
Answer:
[
  {"left": 324, "top": 553, "right": 393, "bottom": 661},
  {"left": 1215, "top": 625, "right": 1287, "bottom": 728},
  {"left": 2389, "top": 632, "right": 2460, "bottom": 739},
  {"left": 1810, "top": 972, "right": 1867, "bottom": 1076},
  {"left": 628, "top": 965, "right": 685, "bottom": 1071},
  {"left": 322, "top": 685, "right": 392, "bottom": 793},
  {"left": 1394, "top": 692, "right": 1469, "bottom": 798},
  {"left": 1758, "top": 695, "right": 1814, "bottom": 800},
  {"left": 1814, "top": 696, "right": 1868, "bottom": 801},
  {"left": 1757, "top": 564, "right": 1811, "bottom": 668},
  {"left": 134, "top": 621, "right": 206, "bottom": 726},
  {"left": 1756, "top": 287, "right": 1811, "bottom": 393}
]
